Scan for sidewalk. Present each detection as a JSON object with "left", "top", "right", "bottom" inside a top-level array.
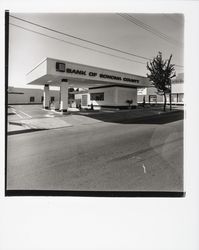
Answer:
[
  {"left": 8, "top": 117, "right": 72, "bottom": 135},
  {"left": 7, "top": 107, "right": 183, "bottom": 135}
]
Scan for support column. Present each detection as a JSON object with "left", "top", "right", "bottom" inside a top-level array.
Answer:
[
  {"left": 60, "top": 79, "right": 68, "bottom": 112},
  {"left": 43, "top": 84, "right": 50, "bottom": 109},
  {"left": 114, "top": 87, "right": 118, "bottom": 106}
]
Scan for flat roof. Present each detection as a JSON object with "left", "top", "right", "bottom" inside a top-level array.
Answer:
[
  {"left": 26, "top": 57, "right": 150, "bottom": 88},
  {"left": 27, "top": 57, "right": 147, "bottom": 78}
]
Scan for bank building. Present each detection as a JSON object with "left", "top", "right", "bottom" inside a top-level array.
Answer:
[{"left": 8, "top": 57, "right": 184, "bottom": 109}]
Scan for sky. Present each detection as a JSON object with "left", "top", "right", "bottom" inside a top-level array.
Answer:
[{"left": 8, "top": 13, "right": 184, "bottom": 89}]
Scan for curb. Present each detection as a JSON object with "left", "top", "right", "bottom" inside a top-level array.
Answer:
[{"left": 8, "top": 128, "right": 47, "bottom": 136}]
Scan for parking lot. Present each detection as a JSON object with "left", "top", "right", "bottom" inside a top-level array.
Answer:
[
  {"left": 7, "top": 104, "right": 183, "bottom": 133},
  {"left": 8, "top": 104, "right": 63, "bottom": 120}
]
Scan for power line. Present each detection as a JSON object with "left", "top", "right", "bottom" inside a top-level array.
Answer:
[
  {"left": 118, "top": 13, "right": 182, "bottom": 46},
  {"left": 10, "top": 23, "right": 146, "bottom": 65},
  {"left": 117, "top": 13, "right": 183, "bottom": 47},
  {"left": 10, "top": 15, "right": 184, "bottom": 68},
  {"left": 10, "top": 15, "right": 150, "bottom": 61}
]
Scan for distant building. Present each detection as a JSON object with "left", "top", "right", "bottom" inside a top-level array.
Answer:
[
  {"left": 137, "top": 73, "right": 184, "bottom": 105},
  {"left": 8, "top": 87, "right": 59, "bottom": 107}
]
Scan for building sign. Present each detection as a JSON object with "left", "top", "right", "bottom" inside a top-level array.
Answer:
[
  {"left": 56, "top": 62, "right": 65, "bottom": 72},
  {"left": 56, "top": 62, "right": 140, "bottom": 84},
  {"left": 66, "top": 68, "right": 86, "bottom": 75},
  {"left": 137, "top": 88, "right": 147, "bottom": 95},
  {"left": 99, "top": 74, "right": 122, "bottom": 81}
]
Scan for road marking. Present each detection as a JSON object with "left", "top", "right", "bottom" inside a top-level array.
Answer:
[
  {"left": 16, "top": 113, "right": 23, "bottom": 118},
  {"left": 142, "top": 164, "right": 146, "bottom": 174},
  {"left": 10, "top": 108, "right": 16, "bottom": 114},
  {"left": 10, "top": 107, "right": 32, "bottom": 119},
  {"left": 18, "top": 110, "right": 32, "bottom": 118}
]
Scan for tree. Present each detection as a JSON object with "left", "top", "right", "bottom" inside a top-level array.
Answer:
[{"left": 146, "top": 52, "right": 176, "bottom": 111}]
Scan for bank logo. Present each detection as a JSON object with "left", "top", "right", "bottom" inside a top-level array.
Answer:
[{"left": 56, "top": 62, "right": 65, "bottom": 72}]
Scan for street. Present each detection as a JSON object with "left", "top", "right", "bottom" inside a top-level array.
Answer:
[{"left": 7, "top": 111, "right": 183, "bottom": 192}]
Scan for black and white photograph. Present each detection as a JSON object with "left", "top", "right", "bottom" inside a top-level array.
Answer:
[
  {"left": 2, "top": 1, "right": 199, "bottom": 250},
  {"left": 6, "top": 12, "right": 184, "bottom": 196}
]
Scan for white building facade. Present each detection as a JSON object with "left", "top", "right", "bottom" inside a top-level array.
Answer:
[{"left": 75, "top": 85, "right": 137, "bottom": 109}]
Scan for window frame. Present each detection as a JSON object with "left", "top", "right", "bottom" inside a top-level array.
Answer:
[
  {"left": 30, "top": 96, "right": 35, "bottom": 102},
  {"left": 90, "top": 92, "right": 104, "bottom": 101}
]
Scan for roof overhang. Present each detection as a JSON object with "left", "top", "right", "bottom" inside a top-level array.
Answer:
[{"left": 26, "top": 57, "right": 151, "bottom": 88}]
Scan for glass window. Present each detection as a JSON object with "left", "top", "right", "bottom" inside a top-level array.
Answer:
[
  {"left": 30, "top": 96, "right": 35, "bottom": 102},
  {"left": 51, "top": 96, "right": 55, "bottom": 102},
  {"left": 171, "top": 94, "right": 177, "bottom": 103},
  {"left": 90, "top": 92, "right": 104, "bottom": 101},
  {"left": 149, "top": 95, "right": 157, "bottom": 103}
]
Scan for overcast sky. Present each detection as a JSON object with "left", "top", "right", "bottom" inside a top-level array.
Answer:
[{"left": 8, "top": 13, "right": 184, "bottom": 88}]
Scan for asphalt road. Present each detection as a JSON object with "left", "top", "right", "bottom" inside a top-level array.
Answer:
[{"left": 7, "top": 111, "right": 184, "bottom": 192}]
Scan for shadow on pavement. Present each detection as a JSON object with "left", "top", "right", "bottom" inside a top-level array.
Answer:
[{"left": 74, "top": 110, "right": 184, "bottom": 125}]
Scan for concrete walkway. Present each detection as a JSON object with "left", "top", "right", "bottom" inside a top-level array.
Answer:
[{"left": 9, "top": 117, "right": 72, "bottom": 131}]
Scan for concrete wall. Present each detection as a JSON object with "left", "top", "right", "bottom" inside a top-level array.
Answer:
[
  {"left": 75, "top": 86, "right": 137, "bottom": 108},
  {"left": 8, "top": 87, "right": 59, "bottom": 105},
  {"left": 88, "top": 87, "right": 116, "bottom": 107},
  {"left": 116, "top": 87, "right": 137, "bottom": 106}
]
